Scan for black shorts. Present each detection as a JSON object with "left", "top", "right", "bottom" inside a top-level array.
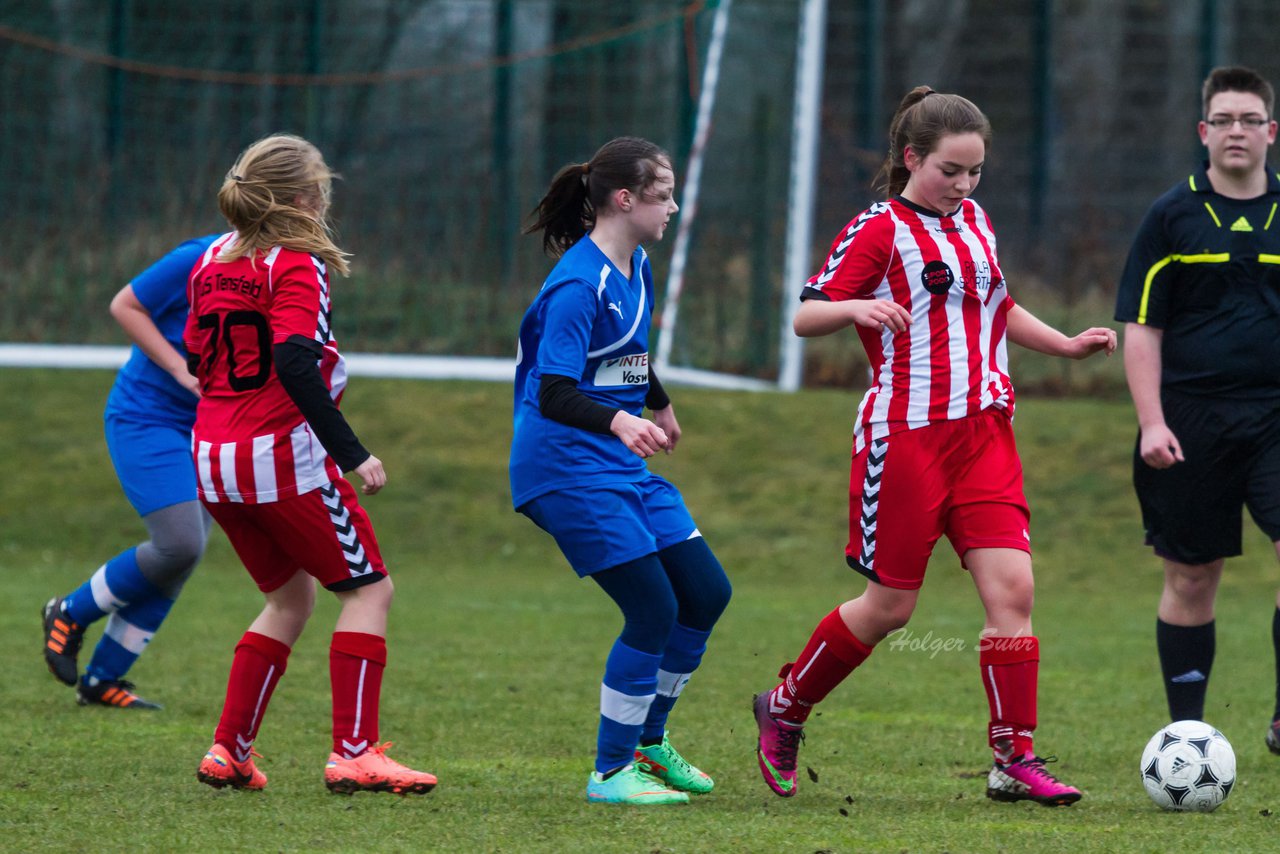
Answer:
[{"left": 1133, "top": 391, "right": 1280, "bottom": 564}]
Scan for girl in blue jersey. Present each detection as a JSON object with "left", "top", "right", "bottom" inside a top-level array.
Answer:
[
  {"left": 42, "top": 236, "right": 219, "bottom": 709},
  {"left": 511, "top": 137, "right": 732, "bottom": 805}
]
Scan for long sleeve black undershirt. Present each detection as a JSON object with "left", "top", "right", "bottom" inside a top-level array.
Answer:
[
  {"left": 273, "top": 336, "right": 370, "bottom": 472},
  {"left": 538, "top": 367, "right": 671, "bottom": 434}
]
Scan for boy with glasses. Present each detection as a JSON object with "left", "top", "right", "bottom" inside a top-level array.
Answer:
[{"left": 1115, "top": 66, "right": 1280, "bottom": 748}]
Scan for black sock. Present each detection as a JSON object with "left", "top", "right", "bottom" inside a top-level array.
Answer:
[
  {"left": 1272, "top": 608, "right": 1280, "bottom": 721},
  {"left": 1156, "top": 618, "right": 1214, "bottom": 721},
  {"left": 638, "top": 736, "right": 663, "bottom": 748}
]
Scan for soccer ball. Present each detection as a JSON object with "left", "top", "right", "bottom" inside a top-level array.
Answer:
[{"left": 1140, "top": 720, "right": 1236, "bottom": 812}]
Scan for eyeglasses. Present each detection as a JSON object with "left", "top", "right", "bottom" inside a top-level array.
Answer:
[{"left": 1205, "top": 115, "right": 1270, "bottom": 130}]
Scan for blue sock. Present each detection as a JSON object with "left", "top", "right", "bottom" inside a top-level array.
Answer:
[
  {"left": 64, "top": 547, "right": 158, "bottom": 626},
  {"left": 597, "top": 639, "right": 662, "bottom": 774},
  {"left": 83, "top": 595, "right": 175, "bottom": 684},
  {"left": 642, "top": 623, "right": 711, "bottom": 743}
]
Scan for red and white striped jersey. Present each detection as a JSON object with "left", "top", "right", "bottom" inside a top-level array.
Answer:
[
  {"left": 183, "top": 233, "right": 347, "bottom": 503},
  {"left": 804, "top": 197, "right": 1015, "bottom": 452}
]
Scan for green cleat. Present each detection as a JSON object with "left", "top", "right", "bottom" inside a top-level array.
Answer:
[
  {"left": 586, "top": 763, "right": 689, "bottom": 805},
  {"left": 634, "top": 732, "right": 714, "bottom": 794}
]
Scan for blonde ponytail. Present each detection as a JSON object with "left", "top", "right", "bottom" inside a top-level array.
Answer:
[{"left": 216, "top": 133, "right": 351, "bottom": 276}]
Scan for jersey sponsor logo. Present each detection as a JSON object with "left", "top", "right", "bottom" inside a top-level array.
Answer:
[
  {"left": 921, "top": 260, "right": 955, "bottom": 295},
  {"left": 607, "top": 300, "right": 624, "bottom": 318},
  {"left": 960, "top": 259, "right": 1002, "bottom": 298},
  {"left": 919, "top": 258, "right": 1003, "bottom": 300},
  {"left": 594, "top": 351, "right": 649, "bottom": 387}
]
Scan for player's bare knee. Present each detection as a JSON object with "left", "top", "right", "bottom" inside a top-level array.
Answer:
[
  {"left": 870, "top": 598, "right": 916, "bottom": 636},
  {"left": 1001, "top": 580, "right": 1035, "bottom": 622},
  {"left": 1163, "top": 562, "right": 1220, "bottom": 607},
  {"left": 374, "top": 575, "right": 395, "bottom": 607},
  {"left": 347, "top": 575, "right": 394, "bottom": 611},
  {"left": 1165, "top": 572, "right": 1214, "bottom": 606}
]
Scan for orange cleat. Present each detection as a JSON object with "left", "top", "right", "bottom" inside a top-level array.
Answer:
[
  {"left": 197, "top": 743, "right": 267, "bottom": 791},
  {"left": 324, "top": 742, "right": 437, "bottom": 795}
]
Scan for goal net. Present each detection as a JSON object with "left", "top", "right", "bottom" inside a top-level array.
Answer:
[{"left": 1, "top": 0, "right": 808, "bottom": 389}]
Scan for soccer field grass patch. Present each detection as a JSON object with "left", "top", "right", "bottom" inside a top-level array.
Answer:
[{"left": 5, "top": 369, "right": 1280, "bottom": 852}]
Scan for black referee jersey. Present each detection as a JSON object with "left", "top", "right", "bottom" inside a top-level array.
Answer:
[{"left": 1116, "top": 162, "right": 1280, "bottom": 401}]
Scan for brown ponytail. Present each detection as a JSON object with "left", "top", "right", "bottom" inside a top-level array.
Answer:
[
  {"left": 873, "top": 86, "right": 991, "bottom": 198},
  {"left": 526, "top": 136, "right": 672, "bottom": 256}
]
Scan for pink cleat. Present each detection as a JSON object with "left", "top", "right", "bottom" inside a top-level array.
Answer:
[
  {"left": 986, "top": 754, "right": 1082, "bottom": 806},
  {"left": 753, "top": 692, "right": 804, "bottom": 797}
]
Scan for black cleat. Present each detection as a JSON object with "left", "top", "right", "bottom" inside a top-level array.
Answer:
[
  {"left": 42, "top": 597, "right": 84, "bottom": 686},
  {"left": 76, "top": 678, "right": 163, "bottom": 710}
]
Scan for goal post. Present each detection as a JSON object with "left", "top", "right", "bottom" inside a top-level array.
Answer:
[
  {"left": 654, "top": 0, "right": 733, "bottom": 381},
  {"left": 776, "top": 0, "right": 828, "bottom": 392},
  {"left": 656, "top": 0, "right": 826, "bottom": 392}
]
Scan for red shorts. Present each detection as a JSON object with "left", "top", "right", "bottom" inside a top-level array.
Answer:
[
  {"left": 205, "top": 477, "right": 388, "bottom": 593},
  {"left": 847, "top": 409, "right": 1030, "bottom": 590}
]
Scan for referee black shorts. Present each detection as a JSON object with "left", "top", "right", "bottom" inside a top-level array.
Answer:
[{"left": 1133, "top": 391, "right": 1280, "bottom": 565}]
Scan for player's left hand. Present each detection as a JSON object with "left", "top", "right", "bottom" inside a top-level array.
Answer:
[
  {"left": 174, "top": 369, "right": 202, "bottom": 399},
  {"left": 1064, "top": 326, "right": 1117, "bottom": 359},
  {"left": 353, "top": 454, "right": 386, "bottom": 495},
  {"left": 651, "top": 404, "right": 681, "bottom": 454}
]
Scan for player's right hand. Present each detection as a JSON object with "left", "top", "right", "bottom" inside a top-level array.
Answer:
[
  {"left": 1139, "top": 423, "right": 1184, "bottom": 469},
  {"left": 353, "top": 454, "right": 387, "bottom": 494},
  {"left": 610, "top": 411, "right": 669, "bottom": 459},
  {"left": 849, "top": 299, "right": 913, "bottom": 333}
]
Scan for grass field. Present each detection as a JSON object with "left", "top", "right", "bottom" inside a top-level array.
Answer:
[{"left": 4, "top": 367, "right": 1280, "bottom": 853}]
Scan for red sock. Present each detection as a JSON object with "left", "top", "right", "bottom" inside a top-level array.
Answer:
[
  {"left": 980, "top": 636, "right": 1039, "bottom": 763},
  {"left": 330, "top": 631, "right": 386, "bottom": 758},
  {"left": 214, "top": 631, "right": 291, "bottom": 761},
  {"left": 770, "top": 608, "right": 874, "bottom": 725}
]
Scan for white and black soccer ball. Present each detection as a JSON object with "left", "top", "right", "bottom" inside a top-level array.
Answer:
[{"left": 1140, "top": 720, "right": 1236, "bottom": 812}]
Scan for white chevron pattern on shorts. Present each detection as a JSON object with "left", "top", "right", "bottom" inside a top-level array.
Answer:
[
  {"left": 320, "top": 483, "right": 372, "bottom": 577},
  {"left": 857, "top": 438, "right": 888, "bottom": 569}
]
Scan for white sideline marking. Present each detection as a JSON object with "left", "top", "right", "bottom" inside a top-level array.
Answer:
[{"left": 0, "top": 344, "right": 775, "bottom": 390}]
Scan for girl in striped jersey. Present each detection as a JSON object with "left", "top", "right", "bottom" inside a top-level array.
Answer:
[
  {"left": 186, "top": 134, "right": 437, "bottom": 795},
  {"left": 752, "top": 87, "right": 1116, "bottom": 806}
]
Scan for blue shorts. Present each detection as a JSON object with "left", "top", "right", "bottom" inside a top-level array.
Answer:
[
  {"left": 521, "top": 475, "right": 698, "bottom": 577},
  {"left": 104, "top": 413, "right": 198, "bottom": 517}
]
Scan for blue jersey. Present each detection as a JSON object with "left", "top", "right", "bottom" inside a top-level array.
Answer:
[
  {"left": 105, "top": 235, "right": 219, "bottom": 426},
  {"left": 510, "top": 237, "right": 656, "bottom": 509}
]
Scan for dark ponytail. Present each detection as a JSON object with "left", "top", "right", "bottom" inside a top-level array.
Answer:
[
  {"left": 526, "top": 136, "right": 672, "bottom": 256},
  {"left": 873, "top": 86, "right": 991, "bottom": 198}
]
